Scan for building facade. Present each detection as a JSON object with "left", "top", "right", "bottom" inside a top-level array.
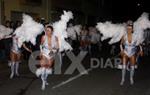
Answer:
[{"left": 1, "top": 0, "right": 103, "bottom": 25}]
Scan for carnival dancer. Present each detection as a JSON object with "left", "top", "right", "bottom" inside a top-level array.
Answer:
[
  {"left": 120, "top": 21, "right": 143, "bottom": 85},
  {"left": 36, "top": 25, "right": 59, "bottom": 90},
  {"left": 9, "top": 34, "right": 32, "bottom": 79},
  {"left": 96, "top": 13, "right": 150, "bottom": 86}
]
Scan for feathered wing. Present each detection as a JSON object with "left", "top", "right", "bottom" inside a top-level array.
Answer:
[
  {"left": 73, "top": 25, "right": 82, "bottom": 36},
  {"left": 53, "top": 11, "right": 73, "bottom": 52},
  {"left": 0, "top": 25, "right": 13, "bottom": 38},
  {"left": 133, "top": 12, "right": 150, "bottom": 45},
  {"left": 67, "top": 26, "right": 76, "bottom": 39},
  {"left": 96, "top": 21, "right": 126, "bottom": 44},
  {"left": 66, "top": 25, "right": 82, "bottom": 40},
  {"left": 14, "top": 14, "right": 44, "bottom": 47}
]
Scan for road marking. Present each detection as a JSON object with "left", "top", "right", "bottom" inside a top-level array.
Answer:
[{"left": 52, "top": 68, "right": 93, "bottom": 89}]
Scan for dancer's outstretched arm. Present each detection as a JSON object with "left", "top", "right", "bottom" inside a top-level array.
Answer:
[
  {"left": 0, "top": 34, "right": 14, "bottom": 40},
  {"left": 22, "top": 43, "right": 32, "bottom": 53}
]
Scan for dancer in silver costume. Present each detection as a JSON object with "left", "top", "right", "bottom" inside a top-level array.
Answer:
[
  {"left": 120, "top": 21, "right": 143, "bottom": 85},
  {"left": 36, "top": 25, "right": 59, "bottom": 90},
  {"left": 9, "top": 35, "right": 32, "bottom": 79}
]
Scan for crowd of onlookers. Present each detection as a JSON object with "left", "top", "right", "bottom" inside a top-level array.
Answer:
[{"left": 67, "top": 25, "right": 102, "bottom": 55}]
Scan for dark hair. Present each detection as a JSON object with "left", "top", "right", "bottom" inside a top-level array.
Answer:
[
  {"left": 5, "top": 20, "right": 10, "bottom": 27},
  {"left": 127, "top": 24, "right": 133, "bottom": 28},
  {"left": 127, "top": 21, "right": 134, "bottom": 33},
  {"left": 127, "top": 20, "right": 133, "bottom": 27},
  {"left": 46, "top": 25, "right": 53, "bottom": 31}
]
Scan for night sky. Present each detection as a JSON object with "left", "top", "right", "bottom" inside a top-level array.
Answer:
[{"left": 97, "top": 0, "right": 150, "bottom": 22}]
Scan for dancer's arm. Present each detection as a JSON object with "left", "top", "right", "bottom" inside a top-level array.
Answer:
[
  {"left": 120, "top": 36, "right": 124, "bottom": 56},
  {"left": 56, "top": 36, "right": 59, "bottom": 50},
  {"left": 52, "top": 36, "right": 59, "bottom": 53},
  {"left": 22, "top": 43, "right": 32, "bottom": 53},
  {"left": 139, "top": 44, "right": 144, "bottom": 56},
  {"left": 0, "top": 34, "right": 13, "bottom": 40},
  {"left": 39, "top": 35, "right": 45, "bottom": 57},
  {"left": 4, "top": 35, "right": 13, "bottom": 39},
  {"left": 40, "top": 35, "right": 45, "bottom": 52}
]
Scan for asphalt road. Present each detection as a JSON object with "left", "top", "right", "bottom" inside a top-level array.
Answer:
[{"left": 0, "top": 52, "right": 150, "bottom": 95}]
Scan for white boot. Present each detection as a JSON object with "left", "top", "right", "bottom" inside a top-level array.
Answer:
[
  {"left": 10, "top": 62, "right": 15, "bottom": 79},
  {"left": 41, "top": 80, "right": 46, "bottom": 90},
  {"left": 15, "top": 62, "right": 19, "bottom": 76},
  {"left": 120, "top": 64, "right": 126, "bottom": 85},
  {"left": 41, "top": 68, "right": 46, "bottom": 90},
  {"left": 130, "top": 66, "right": 135, "bottom": 85},
  {"left": 45, "top": 68, "right": 52, "bottom": 85},
  {"left": 45, "top": 69, "right": 49, "bottom": 85}
]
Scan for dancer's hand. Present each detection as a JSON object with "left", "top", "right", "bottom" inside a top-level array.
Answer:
[
  {"left": 53, "top": 49, "right": 59, "bottom": 53},
  {"left": 120, "top": 50, "right": 124, "bottom": 57},
  {"left": 27, "top": 48, "right": 32, "bottom": 53},
  {"left": 22, "top": 43, "right": 32, "bottom": 53},
  {"left": 29, "top": 49, "right": 32, "bottom": 53},
  {"left": 52, "top": 48, "right": 59, "bottom": 53},
  {"left": 139, "top": 51, "right": 144, "bottom": 56}
]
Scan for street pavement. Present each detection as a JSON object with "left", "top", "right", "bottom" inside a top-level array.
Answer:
[{"left": 0, "top": 53, "right": 150, "bottom": 95}]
